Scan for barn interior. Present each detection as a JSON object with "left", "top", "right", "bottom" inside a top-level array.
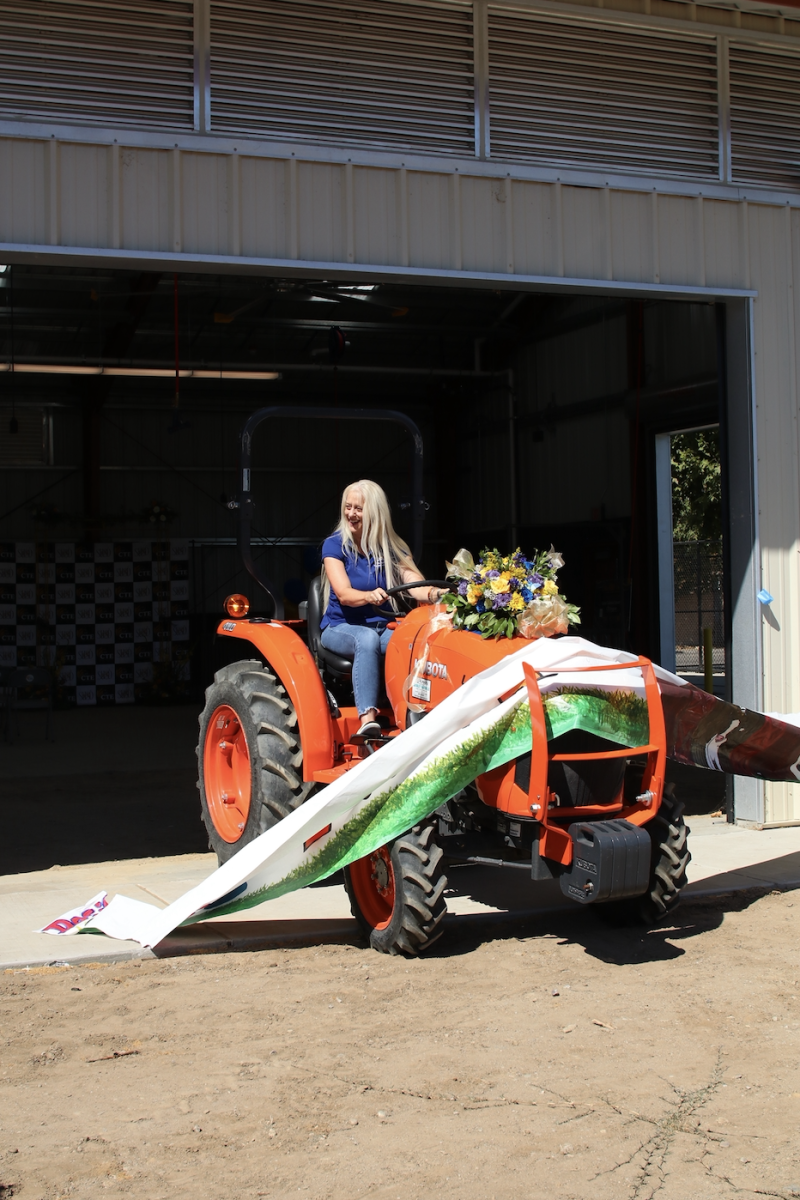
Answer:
[{"left": 0, "top": 265, "right": 727, "bottom": 869}]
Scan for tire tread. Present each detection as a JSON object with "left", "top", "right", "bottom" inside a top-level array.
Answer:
[
  {"left": 197, "top": 658, "right": 314, "bottom": 864},
  {"left": 344, "top": 823, "right": 448, "bottom": 957},
  {"left": 638, "top": 788, "right": 691, "bottom": 923}
]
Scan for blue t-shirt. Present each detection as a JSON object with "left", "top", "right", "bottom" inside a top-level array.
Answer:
[{"left": 320, "top": 532, "right": 389, "bottom": 629}]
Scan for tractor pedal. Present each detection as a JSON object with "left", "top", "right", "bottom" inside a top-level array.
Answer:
[{"left": 349, "top": 732, "right": 391, "bottom": 747}]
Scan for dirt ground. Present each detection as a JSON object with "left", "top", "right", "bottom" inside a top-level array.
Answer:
[{"left": 2, "top": 887, "right": 799, "bottom": 1200}]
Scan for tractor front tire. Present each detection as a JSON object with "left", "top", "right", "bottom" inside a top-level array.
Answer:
[
  {"left": 344, "top": 824, "right": 447, "bottom": 956},
  {"left": 597, "top": 787, "right": 691, "bottom": 926},
  {"left": 197, "top": 659, "right": 314, "bottom": 864},
  {"left": 638, "top": 786, "right": 691, "bottom": 924}
]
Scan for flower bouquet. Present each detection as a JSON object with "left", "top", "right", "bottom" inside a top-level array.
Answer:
[{"left": 443, "top": 546, "right": 581, "bottom": 640}]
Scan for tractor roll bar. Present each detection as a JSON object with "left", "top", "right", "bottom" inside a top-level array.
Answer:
[{"left": 238, "top": 406, "right": 425, "bottom": 618}]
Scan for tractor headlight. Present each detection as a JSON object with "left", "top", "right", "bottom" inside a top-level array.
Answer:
[{"left": 224, "top": 593, "right": 250, "bottom": 618}]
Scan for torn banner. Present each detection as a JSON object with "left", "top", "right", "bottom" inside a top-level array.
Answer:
[{"left": 56, "top": 636, "right": 800, "bottom": 950}]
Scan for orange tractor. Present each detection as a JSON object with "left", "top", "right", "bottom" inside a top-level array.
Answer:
[{"left": 197, "top": 407, "right": 689, "bottom": 955}]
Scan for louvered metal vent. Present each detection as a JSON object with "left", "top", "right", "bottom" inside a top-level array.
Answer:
[
  {"left": 487, "top": 9, "right": 719, "bottom": 180},
  {"left": 0, "top": 1, "right": 194, "bottom": 131},
  {"left": 730, "top": 42, "right": 800, "bottom": 190},
  {"left": 210, "top": 0, "right": 474, "bottom": 156}
]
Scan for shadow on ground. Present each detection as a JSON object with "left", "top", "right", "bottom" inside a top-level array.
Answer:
[{"left": 432, "top": 884, "right": 796, "bottom": 967}]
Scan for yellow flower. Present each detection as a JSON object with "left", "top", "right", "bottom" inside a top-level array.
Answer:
[
  {"left": 467, "top": 584, "right": 482, "bottom": 606},
  {"left": 509, "top": 592, "right": 525, "bottom": 611},
  {"left": 490, "top": 572, "right": 512, "bottom": 594},
  {"left": 543, "top": 578, "right": 559, "bottom": 595}
]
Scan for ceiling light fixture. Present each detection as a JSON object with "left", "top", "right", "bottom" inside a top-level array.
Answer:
[{"left": 0, "top": 364, "right": 281, "bottom": 380}]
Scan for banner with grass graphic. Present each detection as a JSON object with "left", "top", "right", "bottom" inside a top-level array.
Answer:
[{"left": 46, "top": 636, "right": 800, "bottom": 949}]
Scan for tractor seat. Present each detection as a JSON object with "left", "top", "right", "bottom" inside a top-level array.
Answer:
[{"left": 306, "top": 575, "right": 353, "bottom": 679}]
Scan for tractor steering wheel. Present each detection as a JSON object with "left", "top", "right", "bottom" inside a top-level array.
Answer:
[
  {"left": 376, "top": 579, "right": 451, "bottom": 615},
  {"left": 383, "top": 579, "right": 451, "bottom": 597}
]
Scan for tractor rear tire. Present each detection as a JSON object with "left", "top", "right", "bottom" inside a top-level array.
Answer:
[
  {"left": 597, "top": 787, "right": 691, "bottom": 925},
  {"left": 343, "top": 823, "right": 447, "bottom": 956},
  {"left": 197, "top": 659, "right": 315, "bottom": 864}
]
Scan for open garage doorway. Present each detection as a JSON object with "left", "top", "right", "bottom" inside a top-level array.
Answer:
[
  {"left": 0, "top": 268, "right": 742, "bottom": 869},
  {"left": 656, "top": 425, "right": 727, "bottom": 699}
]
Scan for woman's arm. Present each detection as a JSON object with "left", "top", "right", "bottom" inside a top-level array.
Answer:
[
  {"left": 400, "top": 563, "right": 445, "bottom": 605},
  {"left": 324, "top": 557, "right": 388, "bottom": 608}
]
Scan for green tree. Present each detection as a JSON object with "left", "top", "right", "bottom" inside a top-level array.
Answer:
[{"left": 670, "top": 429, "right": 721, "bottom": 541}]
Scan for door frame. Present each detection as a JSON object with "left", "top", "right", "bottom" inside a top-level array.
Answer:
[{"left": 655, "top": 299, "right": 762, "bottom": 823}]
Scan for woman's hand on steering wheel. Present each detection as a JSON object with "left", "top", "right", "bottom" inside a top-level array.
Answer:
[
  {"left": 383, "top": 579, "right": 452, "bottom": 604},
  {"left": 364, "top": 587, "right": 389, "bottom": 606}
]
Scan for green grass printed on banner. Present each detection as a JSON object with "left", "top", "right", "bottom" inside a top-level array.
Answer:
[{"left": 185, "top": 688, "right": 649, "bottom": 923}]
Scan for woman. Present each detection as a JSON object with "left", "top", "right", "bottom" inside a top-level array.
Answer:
[{"left": 320, "top": 480, "right": 441, "bottom": 738}]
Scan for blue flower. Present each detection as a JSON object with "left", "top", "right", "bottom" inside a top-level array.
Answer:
[
  {"left": 522, "top": 587, "right": 533, "bottom": 603},
  {"left": 476, "top": 600, "right": 485, "bottom": 613},
  {"left": 529, "top": 573, "right": 543, "bottom": 590}
]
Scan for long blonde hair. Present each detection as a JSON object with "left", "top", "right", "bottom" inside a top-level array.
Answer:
[{"left": 321, "top": 480, "right": 414, "bottom": 612}]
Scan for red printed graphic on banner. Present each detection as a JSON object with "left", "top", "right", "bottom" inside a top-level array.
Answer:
[{"left": 38, "top": 891, "right": 109, "bottom": 936}]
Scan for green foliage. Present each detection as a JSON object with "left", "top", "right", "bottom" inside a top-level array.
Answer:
[{"left": 671, "top": 429, "right": 721, "bottom": 541}]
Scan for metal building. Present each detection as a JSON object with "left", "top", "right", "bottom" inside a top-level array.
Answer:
[{"left": 1, "top": 0, "right": 799, "bottom": 825}]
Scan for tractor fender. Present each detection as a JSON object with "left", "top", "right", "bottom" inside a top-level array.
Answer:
[{"left": 216, "top": 619, "right": 334, "bottom": 779}]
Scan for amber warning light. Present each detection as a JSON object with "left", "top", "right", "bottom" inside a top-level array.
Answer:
[{"left": 224, "top": 594, "right": 250, "bottom": 618}]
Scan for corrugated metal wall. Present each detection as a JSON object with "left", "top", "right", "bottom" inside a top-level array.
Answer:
[
  {"left": 514, "top": 308, "right": 631, "bottom": 529},
  {"left": 3, "top": 1, "right": 800, "bottom": 192}
]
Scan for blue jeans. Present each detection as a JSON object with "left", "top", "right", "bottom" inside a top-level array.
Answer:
[{"left": 320, "top": 622, "right": 393, "bottom": 717}]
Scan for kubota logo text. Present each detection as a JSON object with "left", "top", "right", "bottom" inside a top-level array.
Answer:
[{"left": 414, "top": 658, "right": 448, "bottom": 679}]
